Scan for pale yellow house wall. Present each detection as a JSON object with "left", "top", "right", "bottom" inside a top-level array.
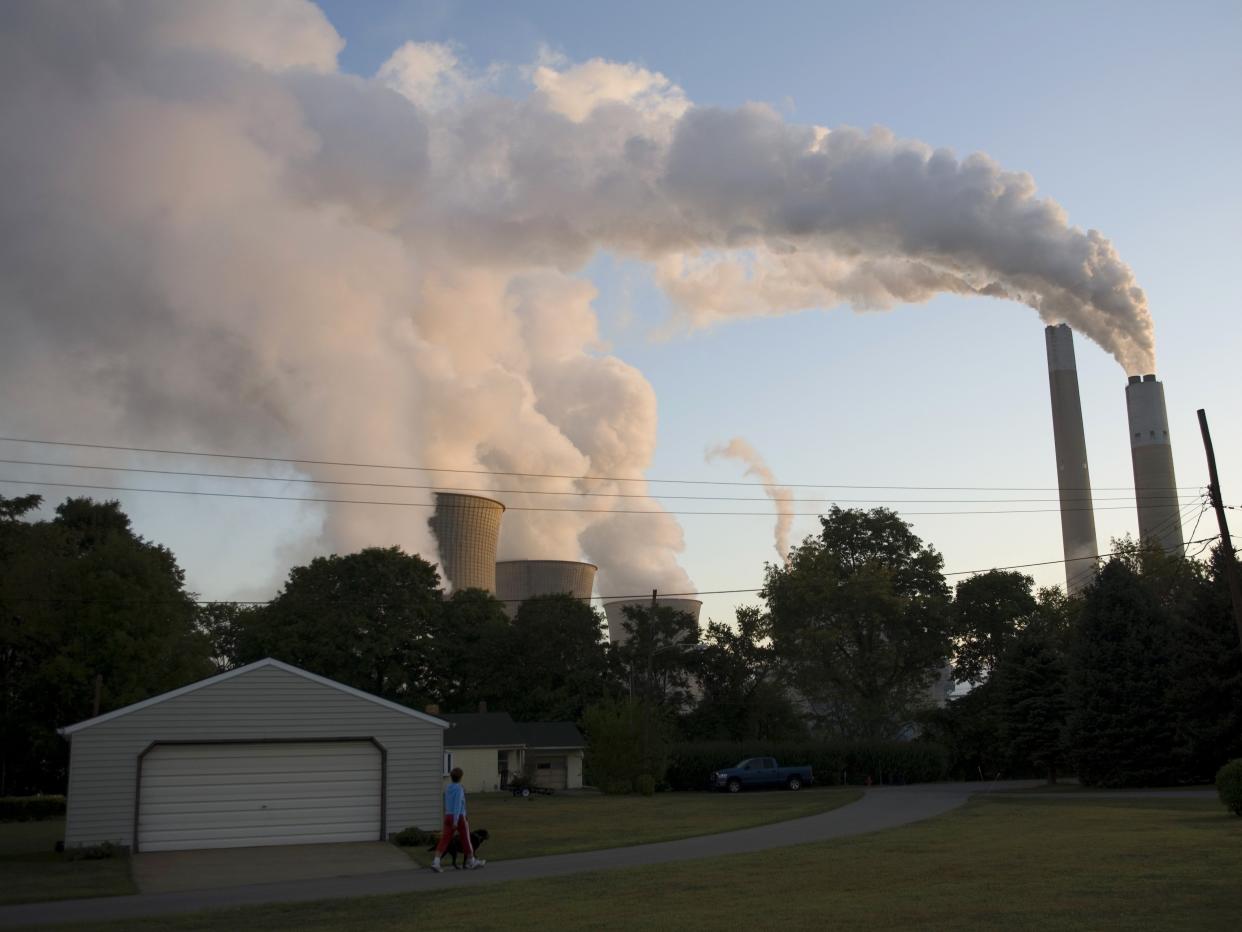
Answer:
[{"left": 443, "top": 746, "right": 522, "bottom": 794}]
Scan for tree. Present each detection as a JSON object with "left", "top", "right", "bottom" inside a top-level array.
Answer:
[
  {"left": 0, "top": 496, "right": 212, "bottom": 794},
  {"left": 431, "top": 587, "right": 511, "bottom": 712},
  {"left": 1068, "top": 559, "right": 1178, "bottom": 787},
  {"left": 953, "top": 570, "right": 1037, "bottom": 684},
  {"left": 1168, "top": 545, "right": 1242, "bottom": 781},
  {"left": 233, "top": 546, "right": 443, "bottom": 704},
  {"left": 582, "top": 696, "right": 671, "bottom": 794},
  {"left": 998, "top": 630, "right": 1070, "bottom": 784},
  {"left": 684, "top": 606, "right": 804, "bottom": 742},
  {"left": 500, "top": 594, "right": 609, "bottom": 722},
  {"left": 763, "top": 507, "right": 953, "bottom": 739},
  {"left": 610, "top": 602, "right": 700, "bottom": 708}
]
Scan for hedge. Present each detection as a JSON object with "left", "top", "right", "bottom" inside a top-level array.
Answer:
[
  {"left": 0, "top": 795, "right": 67, "bottom": 822},
  {"left": 664, "top": 741, "right": 949, "bottom": 791}
]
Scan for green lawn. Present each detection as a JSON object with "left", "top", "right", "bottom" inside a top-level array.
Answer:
[
  {"left": 401, "top": 786, "right": 863, "bottom": 863},
  {"left": 0, "top": 819, "right": 135, "bottom": 906},
  {"left": 36, "top": 796, "right": 1242, "bottom": 931}
]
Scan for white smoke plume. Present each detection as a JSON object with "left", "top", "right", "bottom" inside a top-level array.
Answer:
[
  {"left": 707, "top": 438, "right": 795, "bottom": 564},
  {"left": 0, "top": 2, "right": 1154, "bottom": 599}
]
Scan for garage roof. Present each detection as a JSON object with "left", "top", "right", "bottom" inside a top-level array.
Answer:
[
  {"left": 59, "top": 658, "right": 450, "bottom": 736},
  {"left": 518, "top": 722, "right": 586, "bottom": 749},
  {"left": 442, "top": 712, "right": 525, "bottom": 748}
]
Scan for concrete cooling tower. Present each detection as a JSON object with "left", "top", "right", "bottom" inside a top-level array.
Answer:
[
  {"left": 495, "top": 560, "right": 598, "bottom": 618},
  {"left": 603, "top": 598, "right": 702, "bottom": 646},
  {"left": 1045, "top": 325, "right": 1100, "bottom": 594},
  {"left": 428, "top": 492, "right": 505, "bottom": 593},
  {"left": 1125, "top": 375, "right": 1184, "bottom": 553}
]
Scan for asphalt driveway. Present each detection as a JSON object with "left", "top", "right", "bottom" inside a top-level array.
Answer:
[{"left": 131, "top": 841, "right": 413, "bottom": 894}]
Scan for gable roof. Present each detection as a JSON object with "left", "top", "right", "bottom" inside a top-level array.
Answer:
[
  {"left": 59, "top": 658, "right": 450, "bottom": 737},
  {"left": 441, "top": 712, "right": 525, "bottom": 748},
  {"left": 518, "top": 722, "right": 586, "bottom": 749}
]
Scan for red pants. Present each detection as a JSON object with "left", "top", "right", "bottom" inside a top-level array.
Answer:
[{"left": 435, "top": 815, "right": 473, "bottom": 859}]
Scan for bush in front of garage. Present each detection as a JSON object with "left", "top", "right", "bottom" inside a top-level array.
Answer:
[
  {"left": 64, "top": 841, "right": 120, "bottom": 861},
  {"left": 0, "top": 795, "right": 67, "bottom": 821},
  {"left": 664, "top": 741, "right": 950, "bottom": 790}
]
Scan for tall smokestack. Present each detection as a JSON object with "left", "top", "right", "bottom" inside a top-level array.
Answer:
[
  {"left": 1125, "top": 375, "right": 1184, "bottom": 552},
  {"left": 1045, "top": 325, "right": 1100, "bottom": 594},
  {"left": 428, "top": 493, "right": 505, "bottom": 593}
]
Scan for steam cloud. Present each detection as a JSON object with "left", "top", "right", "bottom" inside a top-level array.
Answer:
[
  {"left": 0, "top": 1, "right": 1155, "bottom": 598},
  {"left": 706, "top": 439, "right": 795, "bottom": 564}
]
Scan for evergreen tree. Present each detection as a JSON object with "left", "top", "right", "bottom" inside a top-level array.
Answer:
[
  {"left": 1169, "top": 545, "right": 1242, "bottom": 781},
  {"left": 999, "top": 632, "right": 1069, "bottom": 783},
  {"left": 1068, "top": 560, "right": 1178, "bottom": 787}
]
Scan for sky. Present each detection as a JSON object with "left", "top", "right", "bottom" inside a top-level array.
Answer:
[{"left": 1, "top": 0, "right": 1239, "bottom": 633}]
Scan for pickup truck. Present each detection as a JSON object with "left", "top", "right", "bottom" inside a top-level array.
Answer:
[{"left": 711, "top": 757, "right": 814, "bottom": 793}]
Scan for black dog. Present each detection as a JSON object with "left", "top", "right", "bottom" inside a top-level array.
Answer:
[{"left": 428, "top": 828, "right": 489, "bottom": 869}]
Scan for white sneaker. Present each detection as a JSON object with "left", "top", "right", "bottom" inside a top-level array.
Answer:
[
  {"left": 430, "top": 857, "right": 442, "bottom": 873},
  {"left": 466, "top": 857, "right": 485, "bottom": 869}
]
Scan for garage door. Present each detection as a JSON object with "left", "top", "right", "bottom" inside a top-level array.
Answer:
[
  {"left": 532, "top": 755, "right": 567, "bottom": 790},
  {"left": 137, "top": 741, "right": 381, "bottom": 852}
]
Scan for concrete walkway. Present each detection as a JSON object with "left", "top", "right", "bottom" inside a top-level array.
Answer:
[
  {"left": 131, "top": 841, "right": 413, "bottom": 894},
  {"left": 3, "top": 781, "right": 1213, "bottom": 929}
]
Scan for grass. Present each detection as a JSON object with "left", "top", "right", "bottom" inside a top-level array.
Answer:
[
  {"left": 400, "top": 786, "right": 863, "bottom": 863},
  {"left": 0, "top": 819, "right": 135, "bottom": 906},
  {"left": 34, "top": 796, "right": 1242, "bottom": 931}
]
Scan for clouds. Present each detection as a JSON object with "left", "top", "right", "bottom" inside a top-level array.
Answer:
[{"left": 0, "top": 1, "right": 1155, "bottom": 599}]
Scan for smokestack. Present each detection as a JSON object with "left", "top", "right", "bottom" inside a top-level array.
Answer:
[
  {"left": 428, "top": 493, "right": 505, "bottom": 593},
  {"left": 1125, "top": 375, "right": 1184, "bottom": 552},
  {"left": 1045, "top": 325, "right": 1100, "bottom": 594}
]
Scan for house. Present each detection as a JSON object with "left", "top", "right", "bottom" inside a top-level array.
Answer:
[
  {"left": 442, "top": 712, "right": 586, "bottom": 792},
  {"left": 58, "top": 658, "right": 448, "bottom": 852}
]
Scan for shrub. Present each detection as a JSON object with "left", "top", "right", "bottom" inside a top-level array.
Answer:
[
  {"left": 602, "top": 778, "right": 633, "bottom": 795},
  {"left": 64, "top": 841, "right": 119, "bottom": 861},
  {"left": 0, "top": 795, "right": 67, "bottom": 822},
  {"left": 391, "top": 826, "right": 438, "bottom": 847},
  {"left": 635, "top": 774, "right": 656, "bottom": 796},
  {"left": 1217, "top": 759, "right": 1242, "bottom": 816}
]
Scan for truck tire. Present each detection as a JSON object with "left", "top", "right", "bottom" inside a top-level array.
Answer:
[
  {"left": 786, "top": 776, "right": 803, "bottom": 791},
  {"left": 727, "top": 778, "right": 742, "bottom": 793}
]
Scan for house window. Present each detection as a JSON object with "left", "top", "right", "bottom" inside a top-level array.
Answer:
[
  {"left": 443, "top": 752, "right": 453, "bottom": 776},
  {"left": 537, "top": 761, "right": 551, "bottom": 770},
  {"left": 497, "top": 751, "right": 507, "bottom": 772}
]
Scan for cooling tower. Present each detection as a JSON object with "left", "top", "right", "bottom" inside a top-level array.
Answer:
[
  {"left": 428, "top": 492, "right": 505, "bottom": 593},
  {"left": 603, "top": 597, "right": 702, "bottom": 646},
  {"left": 1125, "top": 375, "right": 1184, "bottom": 553},
  {"left": 495, "top": 560, "right": 598, "bottom": 618},
  {"left": 1045, "top": 325, "right": 1100, "bottom": 594}
]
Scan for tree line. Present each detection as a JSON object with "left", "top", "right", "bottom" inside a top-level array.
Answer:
[{"left": 3, "top": 494, "right": 1239, "bottom": 794}]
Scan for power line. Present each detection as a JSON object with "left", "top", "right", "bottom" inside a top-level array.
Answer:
[
  {"left": 0, "top": 537, "right": 1221, "bottom": 608},
  {"left": 0, "top": 477, "right": 1207, "bottom": 517},
  {"left": 0, "top": 458, "right": 1202, "bottom": 507},
  {"left": 0, "top": 436, "right": 1202, "bottom": 493}
]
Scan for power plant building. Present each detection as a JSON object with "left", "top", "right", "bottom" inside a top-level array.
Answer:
[
  {"left": 428, "top": 492, "right": 504, "bottom": 594},
  {"left": 1125, "top": 374, "right": 1184, "bottom": 552},
  {"left": 1045, "top": 325, "right": 1100, "bottom": 594},
  {"left": 495, "top": 560, "right": 597, "bottom": 618},
  {"left": 604, "top": 597, "right": 702, "bottom": 646}
]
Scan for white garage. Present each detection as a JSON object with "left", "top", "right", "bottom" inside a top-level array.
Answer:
[{"left": 60, "top": 658, "right": 447, "bottom": 853}]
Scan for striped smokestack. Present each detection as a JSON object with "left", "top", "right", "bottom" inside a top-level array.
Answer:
[
  {"left": 1045, "top": 325, "right": 1100, "bottom": 593},
  {"left": 1125, "top": 374, "right": 1184, "bottom": 552}
]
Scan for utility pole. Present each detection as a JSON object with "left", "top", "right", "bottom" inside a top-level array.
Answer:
[
  {"left": 92, "top": 674, "right": 103, "bottom": 718},
  {"left": 1197, "top": 409, "right": 1242, "bottom": 653}
]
